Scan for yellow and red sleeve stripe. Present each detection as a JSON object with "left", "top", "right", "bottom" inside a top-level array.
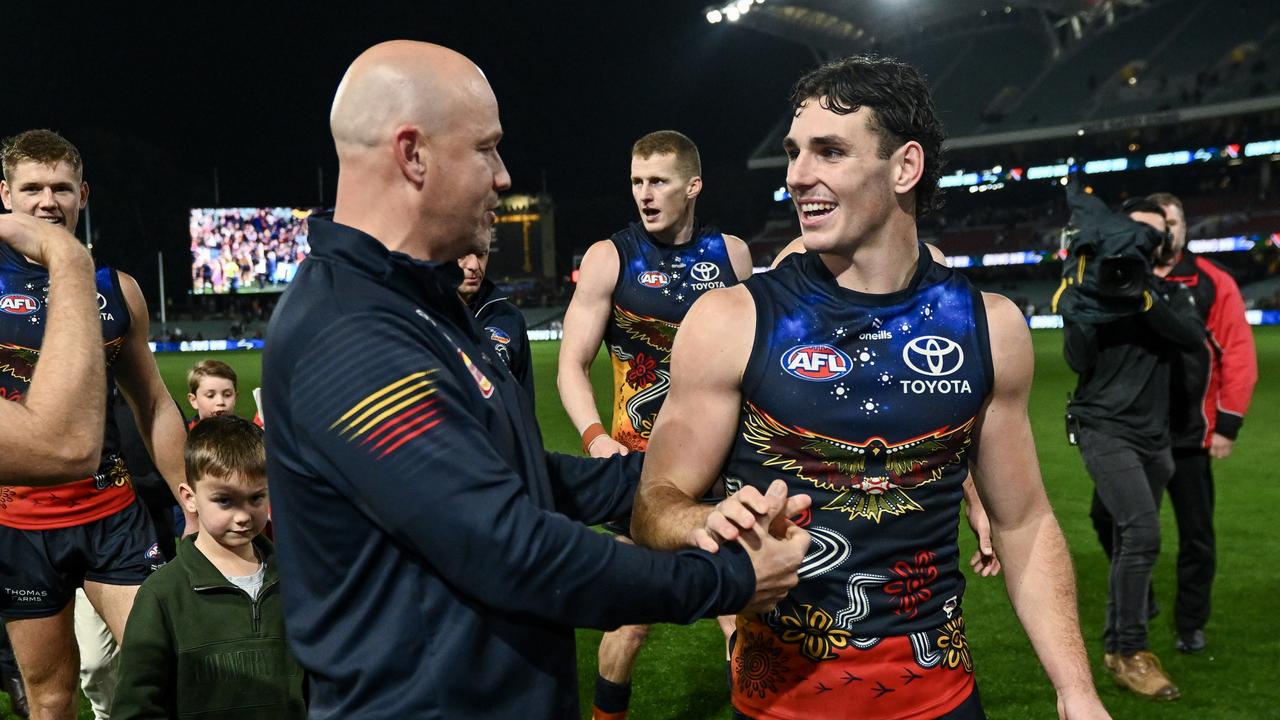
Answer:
[{"left": 330, "top": 370, "right": 443, "bottom": 460}]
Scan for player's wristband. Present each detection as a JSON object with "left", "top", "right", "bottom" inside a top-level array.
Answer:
[{"left": 581, "top": 423, "right": 608, "bottom": 455}]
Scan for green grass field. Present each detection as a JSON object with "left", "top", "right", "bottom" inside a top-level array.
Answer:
[{"left": 10, "top": 327, "right": 1275, "bottom": 719}]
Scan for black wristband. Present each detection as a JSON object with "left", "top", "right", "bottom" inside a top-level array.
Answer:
[{"left": 1215, "top": 411, "right": 1243, "bottom": 440}]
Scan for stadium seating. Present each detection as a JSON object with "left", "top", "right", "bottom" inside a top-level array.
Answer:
[
  {"left": 929, "top": 25, "right": 1051, "bottom": 130},
  {"left": 877, "top": 0, "right": 1280, "bottom": 137}
]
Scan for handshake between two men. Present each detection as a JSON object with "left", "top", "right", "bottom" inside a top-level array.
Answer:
[
  {"left": 698, "top": 480, "right": 811, "bottom": 614},
  {"left": 634, "top": 478, "right": 813, "bottom": 615},
  {"left": 633, "top": 473, "right": 999, "bottom": 616}
]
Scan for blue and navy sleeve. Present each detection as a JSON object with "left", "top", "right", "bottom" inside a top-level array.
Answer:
[{"left": 287, "top": 312, "right": 754, "bottom": 629}]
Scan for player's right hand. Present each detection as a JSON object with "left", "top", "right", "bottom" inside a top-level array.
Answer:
[
  {"left": 737, "top": 480, "right": 810, "bottom": 614},
  {"left": 587, "top": 434, "right": 630, "bottom": 458},
  {"left": 0, "top": 212, "right": 88, "bottom": 265}
]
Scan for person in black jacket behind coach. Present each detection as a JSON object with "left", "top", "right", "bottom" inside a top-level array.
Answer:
[{"left": 457, "top": 242, "right": 535, "bottom": 403}]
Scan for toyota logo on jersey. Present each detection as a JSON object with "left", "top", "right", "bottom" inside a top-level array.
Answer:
[
  {"left": 0, "top": 294, "right": 40, "bottom": 315},
  {"left": 903, "top": 335, "right": 964, "bottom": 377},
  {"left": 690, "top": 262, "right": 720, "bottom": 282},
  {"left": 637, "top": 270, "right": 670, "bottom": 288},
  {"left": 781, "top": 344, "right": 853, "bottom": 381}
]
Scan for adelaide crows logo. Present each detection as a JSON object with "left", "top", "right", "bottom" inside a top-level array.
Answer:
[{"left": 741, "top": 402, "right": 975, "bottom": 522}]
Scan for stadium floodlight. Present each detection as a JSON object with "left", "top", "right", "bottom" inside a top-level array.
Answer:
[{"left": 704, "top": 0, "right": 765, "bottom": 24}]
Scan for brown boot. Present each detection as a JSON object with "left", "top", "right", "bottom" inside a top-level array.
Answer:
[
  {"left": 1110, "top": 650, "right": 1180, "bottom": 700},
  {"left": 1103, "top": 652, "right": 1120, "bottom": 673}
]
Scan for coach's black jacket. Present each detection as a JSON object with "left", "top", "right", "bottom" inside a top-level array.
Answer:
[{"left": 263, "top": 220, "right": 755, "bottom": 720}]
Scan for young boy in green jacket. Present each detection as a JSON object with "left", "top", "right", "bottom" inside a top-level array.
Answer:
[{"left": 113, "top": 415, "right": 304, "bottom": 720}]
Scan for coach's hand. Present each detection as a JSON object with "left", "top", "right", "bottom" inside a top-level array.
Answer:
[
  {"left": 732, "top": 481, "right": 810, "bottom": 614},
  {"left": 692, "top": 480, "right": 811, "bottom": 553},
  {"left": 0, "top": 212, "right": 90, "bottom": 266}
]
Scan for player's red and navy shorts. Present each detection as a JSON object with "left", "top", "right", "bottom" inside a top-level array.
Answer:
[
  {"left": 730, "top": 615, "right": 978, "bottom": 720},
  {"left": 0, "top": 496, "right": 162, "bottom": 618}
]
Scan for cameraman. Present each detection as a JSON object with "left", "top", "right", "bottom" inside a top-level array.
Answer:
[
  {"left": 1060, "top": 197, "right": 1204, "bottom": 701},
  {"left": 1091, "top": 193, "right": 1257, "bottom": 655}
]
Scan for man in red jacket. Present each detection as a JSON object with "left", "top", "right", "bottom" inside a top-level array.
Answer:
[{"left": 1150, "top": 191, "right": 1258, "bottom": 653}]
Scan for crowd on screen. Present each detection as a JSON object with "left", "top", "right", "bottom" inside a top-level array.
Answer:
[{"left": 189, "top": 208, "right": 311, "bottom": 294}]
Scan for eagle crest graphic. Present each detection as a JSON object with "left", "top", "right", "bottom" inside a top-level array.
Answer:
[
  {"left": 0, "top": 343, "right": 40, "bottom": 384},
  {"left": 611, "top": 306, "right": 678, "bottom": 361},
  {"left": 0, "top": 335, "right": 127, "bottom": 386},
  {"left": 741, "top": 402, "right": 975, "bottom": 523}
]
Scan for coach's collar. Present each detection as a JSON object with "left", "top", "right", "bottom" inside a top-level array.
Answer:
[{"left": 308, "top": 218, "right": 468, "bottom": 318}]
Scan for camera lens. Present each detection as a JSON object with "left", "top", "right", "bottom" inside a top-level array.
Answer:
[{"left": 1097, "top": 256, "right": 1146, "bottom": 298}]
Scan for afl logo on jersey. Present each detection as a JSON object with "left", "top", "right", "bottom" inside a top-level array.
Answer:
[
  {"left": 486, "top": 326, "right": 511, "bottom": 345},
  {"left": 781, "top": 344, "right": 852, "bottom": 381},
  {"left": 637, "top": 270, "right": 670, "bottom": 288},
  {"left": 903, "top": 335, "right": 964, "bottom": 377},
  {"left": 0, "top": 294, "right": 40, "bottom": 315}
]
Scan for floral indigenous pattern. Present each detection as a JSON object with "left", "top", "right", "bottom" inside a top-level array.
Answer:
[
  {"left": 936, "top": 616, "right": 973, "bottom": 673},
  {"left": 779, "top": 604, "right": 852, "bottom": 662},
  {"left": 614, "top": 429, "right": 647, "bottom": 453},
  {"left": 735, "top": 628, "right": 791, "bottom": 699},
  {"left": 885, "top": 550, "right": 938, "bottom": 618},
  {"left": 625, "top": 352, "right": 658, "bottom": 389}
]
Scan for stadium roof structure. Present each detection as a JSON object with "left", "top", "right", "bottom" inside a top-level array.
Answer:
[
  {"left": 737, "top": 0, "right": 1280, "bottom": 166},
  {"left": 716, "top": 0, "right": 1096, "bottom": 56}
]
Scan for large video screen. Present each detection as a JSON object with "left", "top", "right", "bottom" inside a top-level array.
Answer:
[{"left": 189, "top": 207, "right": 314, "bottom": 294}]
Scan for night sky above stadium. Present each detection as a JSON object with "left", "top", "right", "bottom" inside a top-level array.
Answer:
[{"left": 2, "top": 2, "right": 815, "bottom": 296}]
